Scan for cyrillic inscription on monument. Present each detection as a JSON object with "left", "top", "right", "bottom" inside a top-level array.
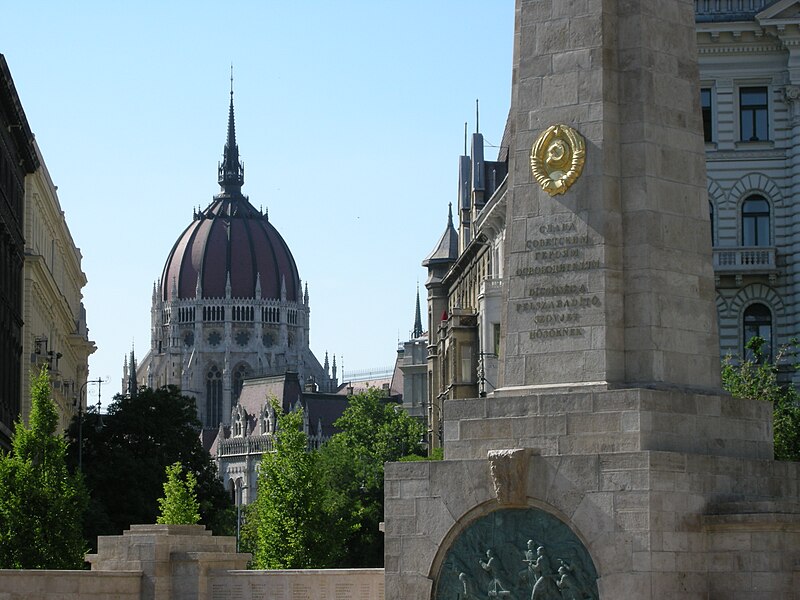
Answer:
[{"left": 511, "top": 219, "right": 602, "bottom": 343}]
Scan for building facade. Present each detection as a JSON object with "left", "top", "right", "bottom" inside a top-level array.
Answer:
[
  {"left": 0, "top": 55, "right": 93, "bottom": 444},
  {"left": 212, "top": 371, "right": 349, "bottom": 505},
  {"left": 394, "top": 289, "right": 428, "bottom": 423},
  {"left": 136, "top": 89, "right": 334, "bottom": 429},
  {"left": 422, "top": 130, "right": 508, "bottom": 449},
  {"left": 22, "top": 141, "right": 95, "bottom": 432},
  {"left": 697, "top": 0, "right": 800, "bottom": 383},
  {"left": 0, "top": 55, "right": 37, "bottom": 449}
]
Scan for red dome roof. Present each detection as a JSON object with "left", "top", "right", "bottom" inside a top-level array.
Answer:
[{"left": 160, "top": 196, "right": 300, "bottom": 302}]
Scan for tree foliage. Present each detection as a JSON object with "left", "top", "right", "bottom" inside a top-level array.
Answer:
[
  {"left": 157, "top": 462, "right": 200, "bottom": 525},
  {"left": 0, "top": 368, "right": 88, "bottom": 568},
  {"left": 243, "top": 390, "right": 425, "bottom": 568},
  {"left": 722, "top": 336, "right": 800, "bottom": 461},
  {"left": 248, "top": 401, "right": 328, "bottom": 568},
  {"left": 316, "top": 389, "right": 425, "bottom": 567},
  {"left": 68, "top": 385, "right": 234, "bottom": 547}
]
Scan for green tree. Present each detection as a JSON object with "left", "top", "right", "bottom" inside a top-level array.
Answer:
[
  {"left": 0, "top": 368, "right": 88, "bottom": 568},
  {"left": 67, "top": 385, "right": 234, "bottom": 547},
  {"left": 316, "top": 388, "right": 425, "bottom": 567},
  {"left": 157, "top": 462, "right": 200, "bottom": 525},
  {"left": 722, "top": 336, "right": 800, "bottom": 461},
  {"left": 249, "top": 402, "right": 329, "bottom": 568}
]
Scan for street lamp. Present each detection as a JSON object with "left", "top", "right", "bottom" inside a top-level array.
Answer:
[{"left": 73, "top": 377, "right": 108, "bottom": 471}]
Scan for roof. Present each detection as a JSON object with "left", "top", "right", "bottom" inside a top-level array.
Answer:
[
  {"left": 159, "top": 90, "right": 300, "bottom": 302},
  {"left": 423, "top": 204, "right": 459, "bottom": 267},
  {"left": 214, "top": 372, "right": 351, "bottom": 443},
  {"left": 0, "top": 54, "right": 39, "bottom": 173}
]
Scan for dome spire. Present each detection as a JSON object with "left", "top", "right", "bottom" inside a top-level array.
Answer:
[{"left": 218, "top": 65, "right": 244, "bottom": 195}]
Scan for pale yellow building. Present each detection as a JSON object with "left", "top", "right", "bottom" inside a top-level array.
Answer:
[{"left": 21, "top": 141, "right": 95, "bottom": 432}]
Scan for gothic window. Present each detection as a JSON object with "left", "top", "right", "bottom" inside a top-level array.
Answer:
[
  {"left": 739, "top": 87, "right": 768, "bottom": 141},
  {"left": 233, "top": 363, "right": 250, "bottom": 402},
  {"left": 743, "top": 303, "right": 772, "bottom": 360},
  {"left": 701, "top": 88, "right": 713, "bottom": 142},
  {"left": 206, "top": 365, "right": 223, "bottom": 427},
  {"left": 741, "top": 196, "right": 770, "bottom": 247},
  {"left": 233, "top": 410, "right": 243, "bottom": 437},
  {"left": 183, "top": 331, "right": 194, "bottom": 347},
  {"left": 262, "top": 403, "right": 275, "bottom": 435},
  {"left": 207, "top": 330, "right": 221, "bottom": 347}
]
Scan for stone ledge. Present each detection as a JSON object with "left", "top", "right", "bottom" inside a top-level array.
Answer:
[
  {"left": 702, "top": 512, "right": 800, "bottom": 530},
  {"left": 445, "top": 388, "right": 774, "bottom": 461}
]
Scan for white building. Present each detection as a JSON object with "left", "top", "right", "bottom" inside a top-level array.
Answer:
[
  {"left": 22, "top": 141, "right": 95, "bottom": 432},
  {"left": 697, "top": 0, "right": 800, "bottom": 381}
]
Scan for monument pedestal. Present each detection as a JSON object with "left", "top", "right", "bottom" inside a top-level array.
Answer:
[{"left": 385, "top": 390, "right": 800, "bottom": 598}]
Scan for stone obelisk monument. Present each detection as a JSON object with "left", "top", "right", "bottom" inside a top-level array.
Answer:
[
  {"left": 384, "top": 1, "right": 800, "bottom": 598},
  {"left": 498, "top": 0, "right": 720, "bottom": 394}
]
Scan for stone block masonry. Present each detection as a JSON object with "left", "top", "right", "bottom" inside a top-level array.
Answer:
[
  {"left": 0, "top": 525, "right": 385, "bottom": 600},
  {"left": 444, "top": 387, "right": 774, "bottom": 461}
]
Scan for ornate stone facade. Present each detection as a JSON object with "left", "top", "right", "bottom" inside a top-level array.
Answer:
[
  {"left": 423, "top": 133, "right": 507, "bottom": 449},
  {"left": 697, "top": 0, "right": 800, "bottom": 382},
  {"left": 212, "top": 372, "right": 348, "bottom": 504},
  {"left": 1, "top": 55, "right": 92, "bottom": 443},
  {"left": 0, "top": 55, "right": 38, "bottom": 449},
  {"left": 135, "top": 89, "right": 334, "bottom": 429},
  {"left": 22, "top": 141, "right": 95, "bottom": 432}
]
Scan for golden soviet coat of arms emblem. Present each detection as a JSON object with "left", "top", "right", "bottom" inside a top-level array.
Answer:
[{"left": 530, "top": 124, "right": 586, "bottom": 196}]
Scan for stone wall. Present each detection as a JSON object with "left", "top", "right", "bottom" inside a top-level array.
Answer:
[
  {"left": 0, "top": 570, "right": 141, "bottom": 599},
  {"left": 0, "top": 525, "right": 385, "bottom": 600},
  {"left": 210, "top": 569, "right": 385, "bottom": 600},
  {"left": 384, "top": 451, "right": 800, "bottom": 599}
]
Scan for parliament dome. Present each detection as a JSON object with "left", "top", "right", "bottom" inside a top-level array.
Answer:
[{"left": 159, "top": 91, "right": 300, "bottom": 303}]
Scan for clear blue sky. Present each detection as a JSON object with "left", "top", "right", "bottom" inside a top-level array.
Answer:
[{"left": 3, "top": 2, "right": 514, "bottom": 393}]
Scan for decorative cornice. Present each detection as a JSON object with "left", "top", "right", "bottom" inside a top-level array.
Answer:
[
  {"left": 698, "top": 42, "right": 785, "bottom": 53},
  {"left": 706, "top": 149, "right": 786, "bottom": 160}
]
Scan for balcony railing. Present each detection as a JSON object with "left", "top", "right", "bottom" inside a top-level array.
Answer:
[
  {"left": 217, "top": 431, "right": 330, "bottom": 457},
  {"left": 695, "top": 0, "right": 773, "bottom": 21},
  {"left": 217, "top": 435, "right": 274, "bottom": 457},
  {"left": 480, "top": 277, "right": 503, "bottom": 296},
  {"left": 713, "top": 246, "right": 777, "bottom": 274}
]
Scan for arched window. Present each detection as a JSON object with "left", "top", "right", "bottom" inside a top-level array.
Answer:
[
  {"left": 233, "top": 363, "right": 250, "bottom": 403},
  {"left": 206, "top": 365, "right": 223, "bottom": 427},
  {"left": 233, "top": 408, "right": 244, "bottom": 437},
  {"left": 743, "top": 303, "right": 772, "bottom": 360},
  {"left": 741, "top": 196, "right": 770, "bottom": 246}
]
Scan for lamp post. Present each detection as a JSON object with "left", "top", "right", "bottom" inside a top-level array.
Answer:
[
  {"left": 74, "top": 377, "right": 107, "bottom": 471},
  {"left": 236, "top": 479, "right": 248, "bottom": 552}
]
